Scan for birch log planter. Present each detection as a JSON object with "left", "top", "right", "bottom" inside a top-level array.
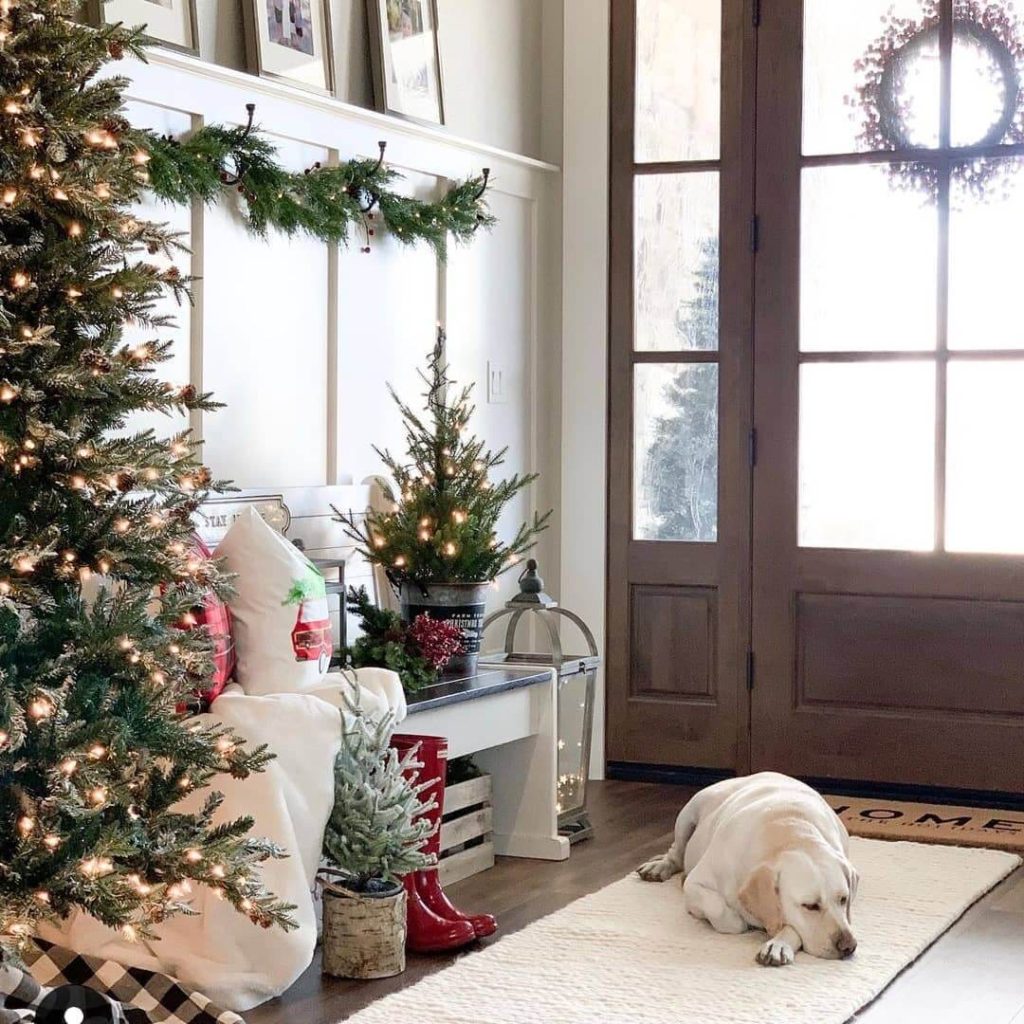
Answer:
[{"left": 319, "top": 869, "right": 408, "bottom": 979}]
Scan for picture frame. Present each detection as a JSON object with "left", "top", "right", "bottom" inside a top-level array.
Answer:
[
  {"left": 242, "top": 0, "right": 335, "bottom": 97},
  {"left": 366, "top": 0, "right": 445, "bottom": 127},
  {"left": 85, "top": 0, "right": 199, "bottom": 57}
]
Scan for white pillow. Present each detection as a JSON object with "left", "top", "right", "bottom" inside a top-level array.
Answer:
[{"left": 214, "top": 506, "right": 333, "bottom": 695}]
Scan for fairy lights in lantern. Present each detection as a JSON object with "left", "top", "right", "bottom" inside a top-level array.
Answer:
[
  {"left": 87, "top": 744, "right": 106, "bottom": 760},
  {"left": 60, "top": 757, "right": 77, "bottom": 775},
  {"left": 17, "top": 816, "right": 34, "bottom": 837},
  {"left": 89, "top": 787, "right": 107, "bottom": 806},
  {"left": 20, "top": 128, "right": 39, "bottom": 148},
  {"left": 67, "top": 286, "right": 83, "bottom": 299},
  {"left": 52, "top": 187, "right": 68, "bottom": 201},
  {"left": 452, "top": 510, "right": 466, "bottom": 525},
  {"left": 14, "top": 555, "right": 36, "bottom": 574},
  {"left": 43, "top": 834, "right": 61, "bottom": 851},
  {"left": 2, "top": 187, "right": 16, "bottom": 205},
  {"left": 28, "top": 165, "right": 43, "bottom": 180},
  {"left": 0, "top": 384, "right": 16, "bottom": 403},
  {"left": 68, "top": 221, "right": 82, "bottom": 238},
  {"left": 11, "top": 271, "right": 29, "bottom": 289}
]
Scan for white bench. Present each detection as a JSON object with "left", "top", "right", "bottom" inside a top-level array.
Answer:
[{"left": 406, "top": 666, "right": 571, "bottom": 862}]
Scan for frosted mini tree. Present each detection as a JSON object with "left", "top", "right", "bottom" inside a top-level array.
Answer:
[
  {"left": 323, "top": 681, "right": 434, "bottom": 893},
  {"left": 0, "top": 1, "right": 292, "bottom": 947}
]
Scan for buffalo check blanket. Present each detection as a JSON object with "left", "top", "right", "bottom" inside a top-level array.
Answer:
[{"left": 0, "top": 941, "right": 243, "bottom": 1024}]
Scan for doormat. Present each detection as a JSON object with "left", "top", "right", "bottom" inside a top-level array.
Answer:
[
  {"left": 342, "top": 838, "right": 1020, "bottom": 1024},
  {"left": 826, "top": 795, "right": 1024, "bottom": 853}
]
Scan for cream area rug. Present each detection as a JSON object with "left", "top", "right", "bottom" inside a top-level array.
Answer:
[{"left": 346, "top": 838, "right": 1020, "bottom": 1024}]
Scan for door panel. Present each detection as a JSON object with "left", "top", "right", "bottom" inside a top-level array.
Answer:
[
  {"left": 752, "top": 0, "right": 1024, "bottom": 793},
  {"left": 607, "top": 0, "right": 755, "bottom": 770}
]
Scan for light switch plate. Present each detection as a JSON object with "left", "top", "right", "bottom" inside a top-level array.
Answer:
[{"left": 487, "top": 361, "right": 507, "bottom": 404}]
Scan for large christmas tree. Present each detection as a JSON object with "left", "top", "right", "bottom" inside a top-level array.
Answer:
[{"left": 0, "top": 2, "right": 292, "bottom": 948}]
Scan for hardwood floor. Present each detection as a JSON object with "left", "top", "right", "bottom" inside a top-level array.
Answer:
[{"left": 248, "top": 780, "right": 1024, "bottom": 1024}]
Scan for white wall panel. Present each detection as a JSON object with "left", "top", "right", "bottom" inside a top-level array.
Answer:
[
  {"left": 447, "top": 189, "right": 536, "bottom": 611},
  {"left": 336, "top": 170, "right": 440, "bottom": 484},
  {"left": 120, "top": 52, "right": 562, "bottom": 664},
  {"left": 202, "top": 136, "right": 330, "bottom": 488},
  {"left": 120, "top": 101, "right": 193, "bottom": 442}
]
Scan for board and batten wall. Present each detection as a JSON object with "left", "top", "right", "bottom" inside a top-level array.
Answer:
[{"left": 120, "top": 49, "right": 562, "bottom": 625}]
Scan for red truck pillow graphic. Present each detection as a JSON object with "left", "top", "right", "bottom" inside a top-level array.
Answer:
[{"left": 283, "top": 567, "right": 332, "bottom": 675}]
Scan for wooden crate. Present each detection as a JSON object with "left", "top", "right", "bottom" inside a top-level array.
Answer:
[{"left": 440, "top": 774, "right": 495, "bottom": 886}]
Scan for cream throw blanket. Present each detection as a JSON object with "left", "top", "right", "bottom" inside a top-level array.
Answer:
[{"left": 39, "top": 668, "right": 407, "bottom": 1011}]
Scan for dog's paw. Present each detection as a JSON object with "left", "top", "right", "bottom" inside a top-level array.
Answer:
[
  {"left": 636, "top": 857, "right": 678, "bottom": 882},
  {"left": 756, "top": 937, "right": 795, "bottom": 967}
]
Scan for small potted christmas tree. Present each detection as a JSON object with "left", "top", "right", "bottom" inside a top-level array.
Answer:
[
  {"left": 320, "top": 682, "right": 435, "bottom": 979},
  {"left": 337, "top": 328, "right": 550, "bottom": 674}
]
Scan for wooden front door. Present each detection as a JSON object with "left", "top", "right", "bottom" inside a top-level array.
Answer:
[
  {"left": 608, "top": 0, "right": 1024, "bottom": 794},
  {"left": 606, "top": 0, "right": 756, "bottom": 770},
  {"left": 751, "top": 0, "right": 1024, "bottom": 792}
]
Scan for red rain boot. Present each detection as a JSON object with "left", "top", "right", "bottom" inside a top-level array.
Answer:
[
  {"left": 392, "top": 734, "right": 477, "bottom": 953},
  {"left": 393, "top": 734, "right": 498, "bottom": 940}
]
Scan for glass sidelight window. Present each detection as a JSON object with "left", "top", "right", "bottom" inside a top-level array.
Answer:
[
  {"left": 631, "top": 0, "right": 721, "bottom": 543},
  {"left": 797, "top": 0, "right": 1024, "bottom": 553}
]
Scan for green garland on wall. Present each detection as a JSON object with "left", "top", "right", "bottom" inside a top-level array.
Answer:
[
  {"left": 135, "top": 115, "right": 495, "bottom": 259},
  {"left": 95, "top": 27, "right": 497, "bottom": 258}
]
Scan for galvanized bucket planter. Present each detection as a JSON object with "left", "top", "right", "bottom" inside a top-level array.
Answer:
[
  {"left": 400, "top": 581, "right": 489, "bottom": 676},
  {"left": 318, "top": 869, "right": 407, "bottom": 980}
]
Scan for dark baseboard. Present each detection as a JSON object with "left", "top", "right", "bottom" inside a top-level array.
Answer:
[
  {"left": 605, "top": 763, "right": 1024, "bottom": 812},
  {"left": 605, "top": 762, "right": 734, "bottom": 788}
]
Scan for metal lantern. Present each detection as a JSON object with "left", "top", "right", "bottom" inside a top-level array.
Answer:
[{"left": 481, "top": 560, "right": 600, "bottom": 843}]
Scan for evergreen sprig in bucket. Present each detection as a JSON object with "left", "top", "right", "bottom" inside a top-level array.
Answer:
[
  {"left": 320, "top": 681, "right": 434, "bottom": 979},
  {"left": 336, "top": 327, "right": 550, "bottom": 675}
]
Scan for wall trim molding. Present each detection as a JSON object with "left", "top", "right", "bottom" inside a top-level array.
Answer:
[{"left": 138, "top": 47, "right": 561, "bottom": 176}]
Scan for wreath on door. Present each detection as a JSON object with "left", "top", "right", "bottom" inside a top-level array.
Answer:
[{"left": 854, "top": 0, "right": 1024, "bottom": 200}]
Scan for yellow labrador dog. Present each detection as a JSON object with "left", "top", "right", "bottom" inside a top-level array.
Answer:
[{"left": 638, "top": 772, "right": 858, "bottom": 966}]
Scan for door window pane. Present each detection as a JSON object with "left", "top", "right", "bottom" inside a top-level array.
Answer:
[
  {"left": 635, "top": 0, "right": 720, "bottom": 162},
  {"left": 946, "top": 360, "right": 1024, "bottom": 553},
  {"left": 949, "top": 159, "right": 1024, "bottom": 349},
  {"left": 801, "top": 165, "right": 937, "bottom": 351},
  {"left": 799, "top": 362, "right": 935, "bottom": 550},
  {"left": 803, "top": 0, "right": 935, "bottom": 155},
  {"left": 951, "top": 0, "right": 1024, "bottom": 148},
  {"left": 635, "top": 173, "right": 719, "bottom": 352},
  {"left": 634, "top": 363, "right": 718, "bottom": 542}
]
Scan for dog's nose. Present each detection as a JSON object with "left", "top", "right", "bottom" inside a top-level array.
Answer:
[{"left": 835, "top": 932, "right": 857, "bottom": 958}]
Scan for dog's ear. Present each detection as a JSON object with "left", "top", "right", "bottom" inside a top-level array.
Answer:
[{"left": 738, "top": 862, "right": 782, "bottom": 935}]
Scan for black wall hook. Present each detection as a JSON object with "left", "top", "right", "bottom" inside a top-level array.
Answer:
[
  {"left": 474, "top": 167, "right": 491, "bottom": 201},
  {"left": 221, "top": 102, "right": 258, "bottom": 188}
]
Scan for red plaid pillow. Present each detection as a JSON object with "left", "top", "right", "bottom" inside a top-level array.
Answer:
[{"left": 181, "top": 536, "right": 236, "bottom": 707}]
